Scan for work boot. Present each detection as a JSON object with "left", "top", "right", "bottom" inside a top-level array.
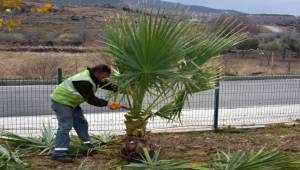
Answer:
[
  {"left": 85, "top": 142, "right": 97, "bottom": 149},
  {"left": 51, "top": 155, "right": 74, "bottom": 163}
]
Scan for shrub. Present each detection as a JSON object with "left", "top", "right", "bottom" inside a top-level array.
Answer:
[
  {"left": 281, "top": 34, "right": 300, "bottom": 58},
  {"left": 17, "top": 57, "right": 60, "bottom": 79},
  {"left": 57, "top": 33, "right": 84, "bottom": 46},
  {"left": 0, "top": 32, "right": 26, "bottom": 44},
  {"left": 236, "top": 38, "right": 259, "bottom": 50},
  {"left": 259, "top": 40, "right": 283, "bottom": 52}
]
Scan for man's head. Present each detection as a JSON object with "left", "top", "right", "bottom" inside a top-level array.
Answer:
[{"left": 91, "top": 64, "right": 111, "bottom": 81}]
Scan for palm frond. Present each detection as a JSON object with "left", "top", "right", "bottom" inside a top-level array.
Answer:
[
  {"left": 39, "top": 121, "right": 55, "bottom": 155},
  {"left": 91, "top": 133, "right": 120, "bottom": 145},
  {"left": 106, "top": 9, "right": 194, "bottom": 93},
  {"left": 0, "top": 132, "right": 46, "bottom": 152},
  {"left": 68, "top": 136, "right": 93, "bottom": 157},
  {"left": 0, "top": 122, "right": 54, "bottom": 155},
  {"left": 0, "top": 144, "right": 11, "bottom": 160},
  {"left": 77, "top": 158, "right": 96, "bottom": 170},
  {"left": 154, "top": 90, "right": 187, "bottom": 121},
  {"left": 124, "top": 148, "right": 207, "bottom": 170},
  {"left": 182, "top": 63, "right": 220, "bottom": 94},
  {"left": 214, "top": 148, "right": 300, "bottom": 170},
  {"left": 68, "top": 136, "right": 109, "bottom": 157},
  {"left": 0, "top": 144, "right": 28, "bottom": 169}
]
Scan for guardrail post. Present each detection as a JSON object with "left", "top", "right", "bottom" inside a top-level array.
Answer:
[
  {"left": 213, "top": 76, "right": 220, "bottom": 130},
  {"left": 57, "top": 68, "right": 63, "bottom": 84}
]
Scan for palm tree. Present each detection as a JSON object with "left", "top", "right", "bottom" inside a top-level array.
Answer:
[{"left": 105, "top": 8, "right": 246, "bottom": 159}]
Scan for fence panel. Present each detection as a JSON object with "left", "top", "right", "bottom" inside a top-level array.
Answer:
[
  {"left": 0, "top": 75, "right": 300, "bottom": 135},
  {"left": 219, "top": 76, "right": 300, "bottom": 127}
]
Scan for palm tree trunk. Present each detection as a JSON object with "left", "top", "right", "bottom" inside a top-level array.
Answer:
[
  {"left": 121, "top": 86, "right": 155, "bottom": 161},
  {"left": 122, "top": 112, "right": 156, "bottom": 162},
  {"left": 124, "top": 113, "right": 148, "bottom": 137},
  {"left": 125, "top": 83, "right": 150, "bottom": 137}
]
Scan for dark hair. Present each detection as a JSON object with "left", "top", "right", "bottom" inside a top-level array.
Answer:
[{"left": 91, "top": 64, "right": 111, "bottom": 74}]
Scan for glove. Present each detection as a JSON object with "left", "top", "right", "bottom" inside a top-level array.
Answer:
[{"left": 108, "top": 102, "right": 122, "bottom": 110}]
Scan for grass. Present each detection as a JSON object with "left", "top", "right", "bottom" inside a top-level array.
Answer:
[{"left": 0, "top": 124, "right": 293, "bottom": 169}]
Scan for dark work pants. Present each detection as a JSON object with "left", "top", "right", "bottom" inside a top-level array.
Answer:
[{"left": 51, "top": 100, "right": 91, "bottom": 156}]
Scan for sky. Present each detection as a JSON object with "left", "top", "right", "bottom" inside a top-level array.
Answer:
[{"left": 164, "top": 0, "right": 300, "bottom": 16}]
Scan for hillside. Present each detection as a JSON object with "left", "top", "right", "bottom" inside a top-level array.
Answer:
[
  {"left": 0, "top": 1, "right": 298, "bottom": 47},
  {"left": 129, "top": 0, "right": 242, "bottom": 14},
  {"left": 0, "top": 4, "right": 116, "bottom": 46},
  {"left": 47, "top": 0, "right": 242, "bottom": 14},
  {"left": 0, "top": 1, "right": 300, "bottom": 78},
  {"left": 42, "top": 0, "right": 123, "bottom": 6}
]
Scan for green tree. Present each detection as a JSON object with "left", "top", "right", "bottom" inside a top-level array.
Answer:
[
  {"left": 281, "top": 35, "right": 291, "bottom": 60},
  {"left": 236, "top": 38, "right": 259, "bottom": 50},
  {"left": 105, "top": 9, "right": 246, "bottom": 160},
  {"left": 287, "top": 38, "right": 300, "bottom": 58},
  {"left": 259, "top": 41, "right": 282, "bottom": 52},
  {"left": 281, "top": 34, "right": 300, "bottom": 58},
  {"left": 236, "top": 38, "right": 259, "bottom": 57},
  {"left": 259, "top": 41, "right": 282, "bottom": 66}
]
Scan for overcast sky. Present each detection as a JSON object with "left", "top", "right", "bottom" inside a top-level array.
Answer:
[{"left": 164, "top": 0, "right": 300, "bottom": 16}]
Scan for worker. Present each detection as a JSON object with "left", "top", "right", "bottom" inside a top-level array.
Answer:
[{"left": 50, "top": 64, "right": 123, "bottom": 163}]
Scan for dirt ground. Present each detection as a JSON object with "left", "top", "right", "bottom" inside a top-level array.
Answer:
[{"left": 24, "top": 124, "right": 300, "bottom": 170}]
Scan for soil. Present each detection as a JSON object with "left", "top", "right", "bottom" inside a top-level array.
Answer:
[{"left": 23, "top": 124, "right": 300, "bottom": 170}]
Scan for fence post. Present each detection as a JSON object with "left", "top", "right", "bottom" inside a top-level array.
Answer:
[
  {"left": 57, "top": 68, "right": 63, "bottom": 84},
  {"left": 213, "top": 77, "right": 220, "bottom": 130}
]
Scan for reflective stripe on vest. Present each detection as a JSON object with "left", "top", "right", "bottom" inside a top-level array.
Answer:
[
  {"left": 63, "top": 70, "right": 96, "bottom": 96},
  {"left": 50, "top": 69, "right": 98, "bottom": 107}
]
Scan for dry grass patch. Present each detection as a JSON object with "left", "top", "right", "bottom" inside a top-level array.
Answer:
[{"left": 0, "top": 51, "right": 109, "bottom": 79}]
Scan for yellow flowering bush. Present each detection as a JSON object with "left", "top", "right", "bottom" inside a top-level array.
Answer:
[{"left": 0, "top": 0, "right": 52, "bottom": 32}]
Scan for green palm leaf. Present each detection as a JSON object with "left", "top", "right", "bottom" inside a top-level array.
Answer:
[
  {"left": 0, "top": 122, "right": 54, "bottom": 155},
  {"left": 124, "top": 148, "right": 207, "bottom": 170},
  {"left": 0, "top": 144, "right": 28, "bottom": 169},
  {"left": 154, "top": 91, "right": 187, "bottom": 121},
  {"left": 91, "top": 133, "right": 119, "bottom": 145},
  {"left": 214, "top": 148, "right": 300, "bottom": 170}
]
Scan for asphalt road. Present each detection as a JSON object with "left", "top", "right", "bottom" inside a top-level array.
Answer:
[{"left": 1, "top": 78, "right": 300, "bottom": 117}]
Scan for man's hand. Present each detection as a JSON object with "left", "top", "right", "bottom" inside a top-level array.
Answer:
[
  {"left": 108, "top": 102, "right": 129, "bottom": 110},
  {"left": 109, "top": 102, "right": 121, "bottom": 110},
  {"left": 107, "top": 102, "right": 122, "bottom": 110}
]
